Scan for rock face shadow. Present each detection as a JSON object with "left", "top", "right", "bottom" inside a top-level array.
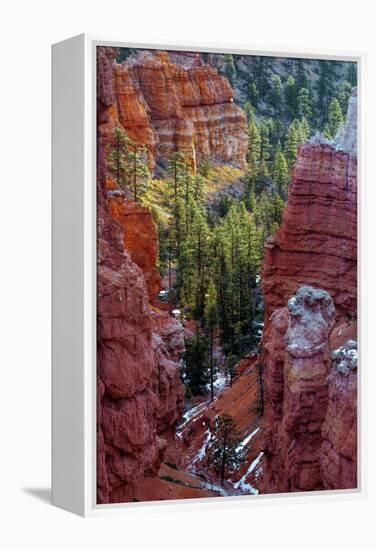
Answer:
[{"left": 23, "top": 487, "right": 51, "bottom": 504}]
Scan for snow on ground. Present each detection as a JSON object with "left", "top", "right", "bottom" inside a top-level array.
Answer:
[
  {"left": 233, "top": 452, "right": 264, "bottom": 495},
  {"left": 235, "top": 427, "right": 260, "bottom": 454},
  {"left": 202, "top": 480, "right": 230, "bottom": 497},
  {"left": 176, "top": 400, "right": 209, "bottom": 438},
  {"left": 210, "top": 371, "right": 227, "bottom": 393},
  {"left": 191, "top": 429, "right": 212, "bottom": 466}
]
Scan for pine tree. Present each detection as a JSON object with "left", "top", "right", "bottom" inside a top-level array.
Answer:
[
  {"left": 208, "top": 414, "right": 244, "bottom": 486},
  {"left": 272, "top": 151, "right": 289, "bottom": 194},
  {"left": 247, "top": 120, "right": 261, "bottom": 162},
  {"left": 225, "top": 355, "right": 237, "bottom": 387},
  {"left": 299, "top": 116, "right": 310, "bottom": 142},
  {"left": 294, "top": 58, "right": 309, "bottom": 90},
  {"left": 336, "top": 81, "right": 352, "bottom": 117},
  {"left": 106, "top": 127, "right": 131, "bottom": 189},
  {"left": 347, "top": 62, "right": 357, "bottom": 87},
  {"left": 247, "top": 81, "right": 259, "bottom": 107},
  {"left": 194, "top": 174, "right": 205, "bottom": 203},
  {"left": 198, "top": 156, "right": 212, "bottom": 178},
  {"left": 284, "top": 75, "right": 298, "bottom": 120},
  {"left": 106, "top": 127, "right": 150, "bottom": 202},
  {"left": 246, "top": 120, "right": 261, "bottom": 193},
  {"left": 126, "top": 145, "right": 150, "bottom": 202},
  {"left": 269, "top": 74, "right": 283, "bottom": 116},
  {"left": 258, "top": 120, "right": 271, "bottom": 164},
  {"left": 223, "top": 54, "right": 236, "bottom": 86},
  {"left": 243, "top": 101, "right": 255, "bottom": 124},
  {"left": 316, "top": 60, "right": 337, "bottom": 123},
  {"left": 328, "top": 97, "right": 344, "bottom": 137},
  {"left": 167, "top": 151, "right": 188, "bottom": 262},
  {"left": 323, "top": 123, "right": 332, "bottom": 139},
  {"left": 167, "top": 151, "right": 187, "bottom": 202},
  {"left": 183, "top": 324, "right": 209, "bottom": 396},
  {"left": 284, "top": 121, "right": 300, "bottom": 167},
  {"left": 297, "top": 87, "right": 313, "bottom": 120},
  {"left": 179, "top": 200, "right": 211, "bottom": 317},
  {"left": 205, "top": 281, "right": 218, "bottom": 402}
]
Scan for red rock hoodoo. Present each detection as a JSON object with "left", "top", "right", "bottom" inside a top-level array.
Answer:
[
  {"left": 260, "top": 90, "right": 358, "bottom": 494},
  {"left": 96, "top": 47, "right": 185, "bottom": 504},
  {"left": 98, "top": 49, "right": 248, "bottom": 172}
]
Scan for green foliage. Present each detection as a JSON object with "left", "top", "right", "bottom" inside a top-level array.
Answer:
[
  {"left": 243, "top": 101, "right": 255, "bottom": 124},
  {"left": 347, "top": 63, "right": 357, "bottom": 87},
  {"left": 225, "top": 355, "right": 237, "bottom": 387},
  {"left": 258, "top": 191, "right": 284, "bottom": 236},
  {"left": 205, "top": 281, "right": 218, "bottom": 401},
  {"left": 336, "top": 81, "right": 352, "bottom": 117},
  {"left": 198, "top": 155, "right": 212, "bottom": 178},
  {"left": 258, "top": 120, "right": 271, "bottom": 164},
  {"left": 247, "top": 81, "right": 259, "bottom": 107},
  {"left": 272, "top": 151, "right": 289, "bottom": 194},
  {"left": 183, "top": 326, "right": 209, "bottom": 396},
  {"left": 208, "top": 414, "right": 245, "bottom": 486},
  {"left": 327, "top": 97, "right": 344, "bottom": 138},
  {"left": 223, "top": 54, "right": 236, "bottom": 86},
  {"left": 284, "top": 121, "right": 300, "bottom": 167},
  {"left": 284, "top": 75, "right": 298, "bottom": 120},
  {"left": 297, "top": 87, "right": 313, "bottom": 120},
  {"left": 106, "top": 127, "right": 150, "bottom": 202},
  {"left": 315, "top": 60, "right": 337, "bottom": 123},
  {"left": 269, "top": 74, "right": 283, "bottom": 115},
  {"left": 212, "top": 203, "right": 261, "bottom": 352},
  {"left": 294, "top": 59, "right": 309, "bottom": 90}
]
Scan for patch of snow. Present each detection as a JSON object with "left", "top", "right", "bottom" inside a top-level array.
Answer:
[
  {"left": 233, "top": 452, "right": 264, "bottom": 495},
  {"left": 176, "top": 400, "right": 209, "bottom": 437},
  {"left": 214, "top": 372, "right": 227, "bottom": 392},
  {"left": 235, "top": 427, "right": 260, "bottom": 453},
  {"left": 331, "top": 339, "right": 357, "bottom": 375},
  {"left": 202, "top": 480, "right": 229, "bottom": 497},
  {"left": 192, "top": 429, "right": 212, "bottom": 465},
  {"left": 308, "top": 131, "right": 334, "bottom": 147}
]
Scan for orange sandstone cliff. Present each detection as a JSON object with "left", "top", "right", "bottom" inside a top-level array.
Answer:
[{"left": 98, "top": 48, "right": 248, "bottom": 172}]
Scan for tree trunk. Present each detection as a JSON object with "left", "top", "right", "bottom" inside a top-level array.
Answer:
[
  {"left": 220, "top": 436, "right": 227, "bottom": 487},
  {"left": 210, "top": 328, "right": 214, "bottom": 402},
  {"left": 168, "top": 240, "right": 173, "bottom": 315}
]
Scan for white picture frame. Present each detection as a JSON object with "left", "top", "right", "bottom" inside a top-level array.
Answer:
[{"left": 52, "top": 34, "right": 366, "bottom": 517}]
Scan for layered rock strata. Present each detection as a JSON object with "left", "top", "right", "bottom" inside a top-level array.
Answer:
[{"left": 98, "top": 48, "right": 248, "bottom": 172}]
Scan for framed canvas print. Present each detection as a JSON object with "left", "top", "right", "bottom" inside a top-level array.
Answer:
[{"left": 52, "top": 35, "right": 364, "bottom": 516}]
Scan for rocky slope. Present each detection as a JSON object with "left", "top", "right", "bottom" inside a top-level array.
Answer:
[
  {"left": 259, "top": 90, "right": 358, "bottom": 494},
  {"left": 174, "top": 354, "right": 264, "bottom": 495},
  {"left": 98, "top": 48, "right": 248, "bottom": 172},
  {"left": 97, "top": 47, "right": 187, "bottom": 504}
]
